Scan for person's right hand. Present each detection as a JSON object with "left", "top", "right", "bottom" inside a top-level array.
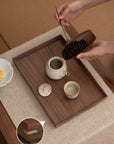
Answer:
[
  {"left": 77, "top": 41, "right": 114, "bottom": 60},
  {"left": 55, "top": 1, "right": 86, "bottom": 27}
]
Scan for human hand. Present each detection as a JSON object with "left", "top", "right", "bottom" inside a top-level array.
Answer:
[
  {"left": 55, "top": 1, "right": 86, "bottom": 27},
  {"left": 55, "top": 0, "right": 110, "bottom": 27},
  {"left": 77, "top": 41, "right": 114, "bottom": 60}
]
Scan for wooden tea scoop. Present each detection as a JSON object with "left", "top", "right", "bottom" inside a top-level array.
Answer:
[
  {"left": 62, "top": 30, "right": 96, "bottom": 60},
  {"left": 55, "top": 5, "right": 69, "bottom": 44}
]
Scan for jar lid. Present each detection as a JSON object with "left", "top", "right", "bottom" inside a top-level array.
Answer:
[{"left": 38, "top": 83, "right": 52, "bottom": 97}]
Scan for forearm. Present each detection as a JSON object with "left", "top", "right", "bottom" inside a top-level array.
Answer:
[
  {"left": 78, "top": 0, "right": 111, "bottom": 10},
  {"left": 105, "top": 41, "right": 114, "bottom": 54}
]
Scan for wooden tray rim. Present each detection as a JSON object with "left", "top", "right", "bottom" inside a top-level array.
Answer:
[{"left": 13, "top": 35, "right": 107, "bottom": 127}]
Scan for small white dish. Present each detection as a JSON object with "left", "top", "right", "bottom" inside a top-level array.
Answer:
[
  {"left": 38, "top": 83, "right": 52, "bottom": 97},
  {"left": 64, "top": 81, "right": 80, "bottom": 99},
  {"left": 0, "top": 58, "right": 14, "bottom": 87}
]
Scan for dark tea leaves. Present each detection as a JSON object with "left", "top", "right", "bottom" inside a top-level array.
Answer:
[{"left": 62, "top": 40, "right": 87, "bottom": 60}]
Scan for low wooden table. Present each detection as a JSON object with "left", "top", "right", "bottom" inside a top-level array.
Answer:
[
  {"left": 0, "top": 101, "right": 20, "bottom": 144},
  {"left": 0, "top": 25, "right": 114, "bottom": 144}
]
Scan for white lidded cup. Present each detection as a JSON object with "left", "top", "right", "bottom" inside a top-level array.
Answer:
[
  {"left": 46, "top": 56, "right": 69, "bottom": 80},
  {"left": 64, "top": 81, "right": 80, "bottom": 99}
]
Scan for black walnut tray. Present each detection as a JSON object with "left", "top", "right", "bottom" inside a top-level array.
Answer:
[{"left": 13, "top": 35, "right": 107, "bottom": 127}]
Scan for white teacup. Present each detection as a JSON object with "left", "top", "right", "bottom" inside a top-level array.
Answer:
[
  {"left": 64, "top": 81, "right": 80, "bottom": 99},
  {"left": 46, "top": 56, "right": 69, "bottom": 80}
]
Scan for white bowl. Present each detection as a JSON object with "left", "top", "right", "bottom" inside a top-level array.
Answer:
[
  {"left": 64, "top": 81, "right": 80, "bottom": 99},
  {"left": 0, "top": 58, "right": 14, "bottom": 87}
]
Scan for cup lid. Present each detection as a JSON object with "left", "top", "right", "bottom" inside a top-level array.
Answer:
[{"left": 38, "top": 83, "right": 52, "bottom": 97}]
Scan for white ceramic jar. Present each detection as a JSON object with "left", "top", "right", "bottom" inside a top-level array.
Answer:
[
  {"left": 64, "top": 81, "right": 80, "bottom": 99},
  {"left": 46, "top": 56, "right": 68, "bottom": 80}
]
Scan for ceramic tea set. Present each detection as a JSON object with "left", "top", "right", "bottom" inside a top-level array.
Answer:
[
  {"left": 45, "top": 56, "right": 80, "bottom": 99},
  {"left": 38, "top": 56, "right": 80, "bottom": 99},
  {"left": 38, "top": 30, "right": 96, "bottom": 99},
  {"left": 46, "top": 56, "right": 69, "bottom": 80}
]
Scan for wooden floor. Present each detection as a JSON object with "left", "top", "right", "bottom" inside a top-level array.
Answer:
[
  {"left": 0, "top": 35, "right": 10, "bottom": 53},
  {"left": 0, "top": 0, "right": 114, "bottom": 74}
]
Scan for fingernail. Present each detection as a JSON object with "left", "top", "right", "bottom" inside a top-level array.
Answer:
[
  {"left": 77, "top": 55, "right": 80, "bottom": 59},
  {"left": 66, "top": 23, "right": 70, "bottom": 27},
  {"left": 59, "top": 16, "right": 63, "bottom": 19}
]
